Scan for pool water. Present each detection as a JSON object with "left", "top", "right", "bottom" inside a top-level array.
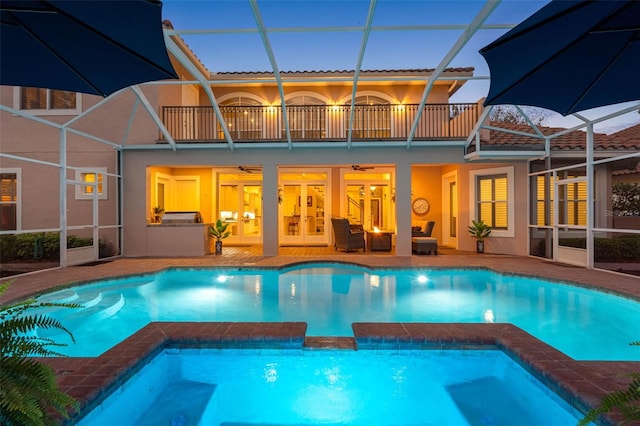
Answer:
[
  {"left": 77, "top": 349, "right": 588, "bottom": 426},
  {"left": 37, "top": 264, "right": 640, "bottom": 360}
]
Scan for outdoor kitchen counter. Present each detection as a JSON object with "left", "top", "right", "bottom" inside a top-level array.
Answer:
[{"left": 145, "top": 222, "right": 212, "bottom": 256}]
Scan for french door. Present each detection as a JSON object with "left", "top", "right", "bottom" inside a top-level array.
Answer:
[
  {"left": 341, "top": 167, "right": 394, "bottom": 232},
  {"left": 279, "top": 170, "right": 329, "bottom": 245},
  {"left": 442, "top": 171, "right": 458, "bottom": 247},
  {"left": 218, "top": 182, "right": 262, "bottom": 244}
]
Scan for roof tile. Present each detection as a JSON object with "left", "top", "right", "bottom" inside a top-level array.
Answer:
[{"left": 483, "top": 122, "right": 640, "bottom": 151}]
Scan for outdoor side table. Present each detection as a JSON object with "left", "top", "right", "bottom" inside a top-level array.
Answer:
[{"left": 366, "top": 230, "right": 393, "bottom": 251}]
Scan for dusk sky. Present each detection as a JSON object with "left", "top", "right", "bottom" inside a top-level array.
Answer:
[{"left": 161, "top": 0, "right": 639, "bottom": 132}]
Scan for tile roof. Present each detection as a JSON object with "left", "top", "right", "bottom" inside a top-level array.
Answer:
[
  {"left": 609, "top": 123, "right": 640, "bottom": 145},
  {"left": 483, "top": 122, "right": 640, "bottom": 151},
  {"left": 214, "top": 68, "right": 475, "bottom": 76}
]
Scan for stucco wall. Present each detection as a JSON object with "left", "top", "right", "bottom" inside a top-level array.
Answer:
[
  {"left": 205, "top": 83, "right": 451, "bottom": 105},
  {"left": 411, "top": 166, "right": 443, "bottom": 242},
  {"left": 122, "top": 146, "right": 466, "bottom": 256},
  {"left": 456, "top": 161, "right": 530, "bottom": 256}
]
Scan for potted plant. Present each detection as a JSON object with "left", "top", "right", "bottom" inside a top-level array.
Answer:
[
  {"left": 468, "top": 219, "right": 491, "bottom": 253},
  {"left": 209, "top": 219, "right": 231, "bottom": 255},
  {"left": 152, "top": 206, "right": 164, "bottom": 223}
]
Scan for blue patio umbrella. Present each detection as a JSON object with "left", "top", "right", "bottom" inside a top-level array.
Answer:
[
  {"left": 480, "top": 0, "right": 640, "bottom": 116},
  {"left": 0, "top": 0, "right": 178, "bottom": 97}
]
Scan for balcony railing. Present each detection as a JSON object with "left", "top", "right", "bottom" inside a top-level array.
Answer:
[{"left": 160, "top": 103, "right": 478, "bottom": 143}]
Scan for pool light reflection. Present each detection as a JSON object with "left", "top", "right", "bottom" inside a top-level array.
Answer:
[
  {"left": 484, "top": 309, "right": 495, "bottom": 323},
  {"left": 369, "top": 274, "right": 380, "bottom": 288},
  {"left": 263, "top": 363, "right": 278, "bottom": 384}
]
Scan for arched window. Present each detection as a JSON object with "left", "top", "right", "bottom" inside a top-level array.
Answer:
[
  {"left": 219, "top": 96, "right": 263, "bottom": 140},
  {"left": 285, "top": 95, "right": 326, "bottom": 140},
  {"left": 350, "top": 95, "right": 391, "bottom": 139}
]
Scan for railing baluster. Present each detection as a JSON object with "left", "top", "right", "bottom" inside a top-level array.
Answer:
[{"left": 160, "top": 103, "right": 478, "bottom": 143}]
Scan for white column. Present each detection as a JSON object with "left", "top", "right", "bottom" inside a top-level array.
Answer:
[
  {"left": 59, "top": 128, "right": 68, "bottom": 267},
  {"left": 586, "top": 122, "right": 594, "bottom": 269},
  {"left": 262, "top": 162, "right": 278, "bottom": 256},
  {"left": 395, "top": 163, "right": 412, "bottom": 257}
]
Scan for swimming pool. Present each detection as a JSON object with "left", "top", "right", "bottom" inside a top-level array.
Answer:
[
  {"left": 36, "top": 263, "right": 640, "bottom": 360},
  {"left": 76, "top": 349, "right": 587, "bottom": 426}
]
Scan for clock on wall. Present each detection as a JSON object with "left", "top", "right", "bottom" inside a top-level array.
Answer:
[{"left": 412, "top": 197, "right": 430, "bottom": 215}]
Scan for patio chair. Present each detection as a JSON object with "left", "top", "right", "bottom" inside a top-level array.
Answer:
[
  {"left": 412, "top": 221, "right": 435, "bottom": 237},
  {"left": 412, "top": 221, "right": 437, "bottom": 255},
  {"left": 331, "top": 217, "right": 365, "bottom": 253}
]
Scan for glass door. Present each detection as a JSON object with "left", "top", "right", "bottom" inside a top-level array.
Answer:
[
  {"left": 442, "top": 171, "right": 458, "bottom": 247},
  {"left": 242, "top": 185, "right": 262, "bottom": 240},
  {"left": 279, "top": 169, "right": 329, "bottom": 245},
  {"left": 342, "top": 168, "right": 394, "bottom": 233},
  {"left": 219, "top": 181, "right": 262, "bottom": 244},
  {"left": 345, "top": 183, "right": 392, "bottom": 231}
]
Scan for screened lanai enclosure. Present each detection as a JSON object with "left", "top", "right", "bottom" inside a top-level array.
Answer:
[{"left": 1, "top": 0, "right": 638, "bottom": 275}]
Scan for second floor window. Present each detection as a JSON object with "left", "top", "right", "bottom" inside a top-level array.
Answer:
[
  {"left": 286, "top": 96, "right": 325, "bottom": 139},
  {"left": 351, "top": 95, "right": 390, "bottom": 139},
  {"left": 17, "top": 87, "right": 80, "bottom": 115},
  {"left": 219, "top": 97, "right": 262, "bottom": 140}
]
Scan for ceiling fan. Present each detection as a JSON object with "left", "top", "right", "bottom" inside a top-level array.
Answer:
[
  {"left": 238, "top": 166, "right": 261, "bottom": 173},
  {"left": 351, "top": 164, "right": 375, "bottom": 171}
]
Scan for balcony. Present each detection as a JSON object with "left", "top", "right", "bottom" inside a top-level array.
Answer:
[{"left": 160, "top": 103, "right": 479, "bottom": 143}]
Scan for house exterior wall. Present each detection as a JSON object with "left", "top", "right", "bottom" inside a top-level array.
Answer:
[
  {"left": 121, "top": 145, "right": 528, "bottom": 257},
  {"left": 0, "top": 85, "right": 161, "bottom": 256},
  {"left": 456, "top": 162, "right": 530, "bottom": 256},
  {"left": 411, "top": 165, "right": 443, "bottom": 241},
  {"left": 1, "top": 64, "right": 559, "bottom": 261},
  {"left": 201, "top": 82, "right": 450, "bottom": 106}
]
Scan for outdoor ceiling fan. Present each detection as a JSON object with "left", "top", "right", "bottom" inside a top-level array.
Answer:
[
  {"left": 351, "top": 164, "right": 375, "bottom": 171},
  {"left": 238, "top": 166, "right": 261, "bottom": 173}
]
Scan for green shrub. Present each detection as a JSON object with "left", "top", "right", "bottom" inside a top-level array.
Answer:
[
  {"left": 594, "top": 236, "right": 640, "bottom": 262},
  {"left": 536, "top": 236, "right": 640, "bottom": 262},
  {"left": 0, "top": 235, "right": 17, "bottom": 261},
  {"left": 0, "top": 233, "right": 114, "bottom": 262}
]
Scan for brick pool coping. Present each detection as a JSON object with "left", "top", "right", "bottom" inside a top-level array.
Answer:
[{"left": 40, "top": 322, "right": 635, "bottom": 425}]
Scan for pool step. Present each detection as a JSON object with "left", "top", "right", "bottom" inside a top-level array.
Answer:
[
  {"left": 37, "top": 289, "right": 79, "bottom": 304},
  {"left": 80, "top": 292, "right": 103, "bottom": 308},
  {"left": 36, "top": 293, "right": 125, "bottom": 338},
  {"left": 135, "top": 379, "right": 216, "bottom": 426},
  {"left": 304, "top": 336, "right": 356, "bottom": 350},
  {"left": 95, "top": 293, "right": 125, "bottom": 320},
  {"left": 30, "top": 291, "right": 101, "bottom": 322},
  {"left": 68, "top": 292, "right": 125, "bottom": 319}
]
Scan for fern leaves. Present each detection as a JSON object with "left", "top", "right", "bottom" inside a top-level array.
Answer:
[{"left": 0, "top": 281, "right": 78, "bottom": 425}]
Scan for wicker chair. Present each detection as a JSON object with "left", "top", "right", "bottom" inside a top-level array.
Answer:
[
  {"left": 412, "top": 221, "right": 437, "bottom": 255},
  {"left": 331, "top": 217, "right": 365, "bottom": 252}
]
